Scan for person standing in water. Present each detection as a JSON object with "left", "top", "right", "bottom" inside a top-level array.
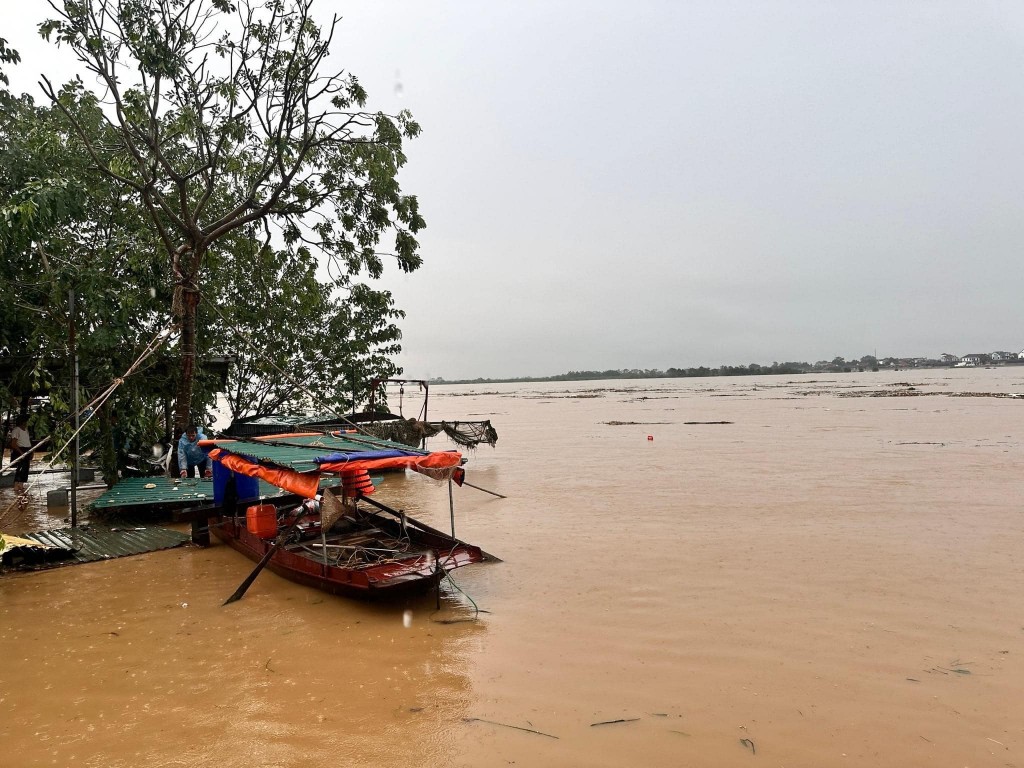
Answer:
[{"left": 8, "top": 414, "right": 32, "bottom": 494}]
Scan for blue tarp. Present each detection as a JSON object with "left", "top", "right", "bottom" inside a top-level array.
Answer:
[{"left": 314, "top": 449, "right": 416, "bottom": 465}]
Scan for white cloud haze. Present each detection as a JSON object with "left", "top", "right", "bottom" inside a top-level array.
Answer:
[{"left": 6, "top": 1, "right": 1024, "bottom": 378}]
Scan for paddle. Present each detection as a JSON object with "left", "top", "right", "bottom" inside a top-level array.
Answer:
[{"left": 222, "top": 499, "right": 316, "bottom": 606}]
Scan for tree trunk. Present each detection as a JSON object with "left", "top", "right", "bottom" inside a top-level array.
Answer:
[
  {"left": 173, "top": 295, "right": 197, "bottom": 435},
  {"left": 172, "top": 245, "right": 202, "bottom": 435}
]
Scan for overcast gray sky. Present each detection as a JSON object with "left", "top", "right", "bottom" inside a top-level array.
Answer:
[{"left": 6, "top": 2, "right": 1024, "bottom": 379}]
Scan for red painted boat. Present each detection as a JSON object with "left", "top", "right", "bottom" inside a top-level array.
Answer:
[
  {"left": 205, "top": 441, "right": 489, "bottom": 599},
  {"left": 210, "top": 497, "right": 484, "bottom": 599}
]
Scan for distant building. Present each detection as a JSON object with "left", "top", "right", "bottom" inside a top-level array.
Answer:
[
  {"left": 957, "top": 353, "right": 988, "bottom": 367},
  {"left": 940, "top": 353, "right": 959, "bottom": 365},
  {"left": 990, "top": 351, "right": 1014, "bottom": 362}
]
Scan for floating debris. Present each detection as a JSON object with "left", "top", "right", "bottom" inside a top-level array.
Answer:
[
  {"left": 604, "top": 421, "right": 671, "bottom": 426},
  {"left": 463, "top": 717, "right": 559, "bottom": 739},
  {"left": 833, "top": 389, "right": 1023, "bottom": 399},
  {"left": 927, "top": 661, "right": 972, "bottom": 676}
]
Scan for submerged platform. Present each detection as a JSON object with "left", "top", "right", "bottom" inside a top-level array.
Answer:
[
  {"left": 91, "top": 475, "right": 227, "bottom": 512},
  {"left": 1, "top": 524, "right": 190, "bottom": 571},
  {"left": 88, "top": 474, "right": 345, "bottom": 516}
]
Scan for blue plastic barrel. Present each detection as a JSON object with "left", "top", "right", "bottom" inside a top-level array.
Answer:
[{"left": 212, "top": 459, "right": 260, "bottom": 504}]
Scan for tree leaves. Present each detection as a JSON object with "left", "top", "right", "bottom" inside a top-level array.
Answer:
[
  {"left": 7, "top": 0, "right": 426, "bottom": 455},
  {"left": 206, "top": 229, "right": 405, "bottom": 420}
]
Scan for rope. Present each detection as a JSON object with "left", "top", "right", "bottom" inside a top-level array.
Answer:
[
  {"left": 430, "top": 565, "right": 481, "bottom": 624},
  {"left": 1, "top": 325, "right": 176, "bottom": 528}
]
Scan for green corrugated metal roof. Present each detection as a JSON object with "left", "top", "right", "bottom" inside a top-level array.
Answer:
[
  {"left": 89, "top": 433, "right": 405, "bottom": 512},
  {"left": 90, "top": 476, "right": 355, "bottom": 510},
  {"left": 8, "top": 524, "right": 190, "bottom": 568},
  {"left": 90, "top": 476, "right": 218, "bottom": 509},
  {"left": 89, "top": 474, "right": 353, "bottom": 511},
  {"left": 229, "top": 431, "right": 417, "bottom": 452},
  {"left": 210, "top": 432, "right": 421, "bottom": 470}
]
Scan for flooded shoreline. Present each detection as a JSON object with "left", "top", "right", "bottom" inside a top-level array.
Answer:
[{"left": 2, "top": 368, "right": 1023, "bottom": 766}]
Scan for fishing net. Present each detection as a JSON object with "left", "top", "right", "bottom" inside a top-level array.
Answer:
[
  {"left": 362, "top": 419, "right": 436, "bottom": 446},
  {"left": 440, "top": 421, "right": 498, "bottom": 448},
  {"left": 362, "top": 419, "right": 498, "bottom": 449}
]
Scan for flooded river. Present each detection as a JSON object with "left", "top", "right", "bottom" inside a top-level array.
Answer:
[{"left": 2, "top": 368, "right": 1023, "bottom": 767}]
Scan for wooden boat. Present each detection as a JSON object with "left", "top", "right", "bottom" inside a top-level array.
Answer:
[
  {"left": 210, "top": 496, "right": 484, "bottom": 598},
  {"left": 203, "top": 438, "right": 490, "bottom": 599}
]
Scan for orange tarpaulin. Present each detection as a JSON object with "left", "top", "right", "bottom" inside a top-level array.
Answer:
[
  {"left": 208, "top": 448, "right": 321, "bottom": 498},
  {"left": 318, "top": 451, "right": 462, "bottom": 481},
  {"left": 206, "top": 446, "right": 463, "bottom": 499}
]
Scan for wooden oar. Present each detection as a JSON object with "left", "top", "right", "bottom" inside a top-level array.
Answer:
[{"left": 222, "top": 501, "right": 313, "bottom": 605}]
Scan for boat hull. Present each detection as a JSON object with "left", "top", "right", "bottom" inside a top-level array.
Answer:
[{"left": 210, "top": 510, "right": 483, "bottom": 599}]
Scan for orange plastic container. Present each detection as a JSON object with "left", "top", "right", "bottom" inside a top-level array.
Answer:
[{"left": 246, "top": 504, "right": 278, "bottom": 539}]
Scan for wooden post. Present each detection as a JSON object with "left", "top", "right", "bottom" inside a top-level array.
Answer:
[
  {"left": 69, "top": 288, "right": 79, "bottom": 528},
  {"left": 191, "top": 518, "right": 210, "bottom": 546},
  {"left": 172, "top": 504, "right": 218, "bottom": 546},
  {"left": 1, "top": 408, "right": 10, "bottom": 471}
]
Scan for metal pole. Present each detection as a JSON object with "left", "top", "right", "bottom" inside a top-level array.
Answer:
[
  {"left": 69, "top": 288, "right": 79, "bottom": 527},
  {"left": 419, "top": 382, "right": 429, "bottom": 450},
  {"left": 164, "top": 398, "right": 172, "bottom": 445},
  {"left": 448, "top": 478, "right": 455, "bottom": 538},
  {"left": 460, "top": 480, "right": 507, "bottom": 499}
]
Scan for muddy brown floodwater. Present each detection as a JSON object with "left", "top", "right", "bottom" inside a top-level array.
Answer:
[{"left": 2, "top": 368, "right": 1024, "bottom": 767}]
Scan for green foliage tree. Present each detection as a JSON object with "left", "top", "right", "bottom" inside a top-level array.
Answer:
[
  {"left": 40, "top": 0, "right": 425, "bottom": 434},
  {"left": 0, "top": 71, "right": 203, "bottom": 481},
  {"left": 208, "top": 229, "right": 405, "bottom": 421}
]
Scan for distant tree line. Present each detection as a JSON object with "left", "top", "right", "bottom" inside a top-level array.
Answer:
[
  {"left": 429, "top": 353, "right": 1022, "bottom": 385},
  {"left": 432, "top": 362, "right": 811, "bottom": 385}
]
